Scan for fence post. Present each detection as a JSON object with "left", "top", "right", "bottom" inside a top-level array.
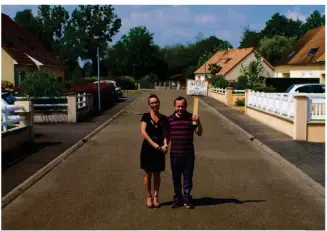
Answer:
[
  {"left": 226, "top": 87, "right": 233, "bottom": 106},
  {"left": 244, "top": 89, "right": 249, "bottom": 114},
  {"left": 67, "top": 93, "right": 77, "bottom": 123},
  {"left": 86, "top": 93, "right": 94, "bottom": 113},
  {"left": 293, "top": 95, "right": 308, "bottom": 141},
  {"left": 14, "top": 100, "right": 33, "bottom": 141}
]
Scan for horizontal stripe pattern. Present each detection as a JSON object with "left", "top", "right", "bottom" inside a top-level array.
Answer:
[{"left": 168, "top": 112, "right": 195, "bottom": 156}]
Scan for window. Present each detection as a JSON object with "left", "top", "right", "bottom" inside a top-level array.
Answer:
[
  {"left": 308, "top": 47, "right": 319, "bottom": 56},
  {"left": 288, "top": 50, "right": 296, "bottom": 58}
]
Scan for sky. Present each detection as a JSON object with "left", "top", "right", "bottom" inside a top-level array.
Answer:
[{"left": 1, "top": 5, "right": 325, "bottom": 48}]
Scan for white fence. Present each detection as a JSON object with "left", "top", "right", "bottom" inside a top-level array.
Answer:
[
  {"left": 16, "top": 93, "right": 88, "bottom": 110},
  {"left": 211, "top": 88, "right": 226, "bottom": 94},
  {"left": 77, "top": 93, "right": 87, "bottom": 109},
  {"left": 247, "top": 90, "right": 325, "bottom": 121},
  {"left": 1, "top": 106, "right": 25, "bottom": 132},
  {"left": 211, "top": 88, "right": 245, "bottom": 95}
]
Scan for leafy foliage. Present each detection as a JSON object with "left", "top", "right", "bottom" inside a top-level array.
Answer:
[
  {"left": 211, "top": 75, "right": 228, "bottom": 89},
  {"left": 258, "top": 35, "right": 296, "bottom": 65},
  {"left": 116, "top": 76, "right": 136, "bottom": 90},
  {"left": 21, "top": 71, "right": 65, "bottom": 98}
]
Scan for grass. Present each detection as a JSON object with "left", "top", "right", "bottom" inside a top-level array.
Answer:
[{"left": 123, "top": 90, "right": 140, "bottom": 95}]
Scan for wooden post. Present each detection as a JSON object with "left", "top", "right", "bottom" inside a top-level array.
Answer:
[{"left": 193, "top": 96, "right": 199, "bottom": 125}]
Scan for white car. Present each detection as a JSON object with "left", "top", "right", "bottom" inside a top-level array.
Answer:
[{"left": 286, "top": 84, "right": 325, "bottom": 94}]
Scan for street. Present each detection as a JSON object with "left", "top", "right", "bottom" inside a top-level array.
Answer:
[{"left": 1, "top": 90, "right": 324, "bottom": 230}]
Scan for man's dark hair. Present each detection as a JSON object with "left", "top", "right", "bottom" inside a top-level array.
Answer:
[{"left": 174, "top": 96, "right": 187, "bottom": 107}]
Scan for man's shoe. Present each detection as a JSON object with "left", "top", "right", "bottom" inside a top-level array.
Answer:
[
  {"left": 184, "top": 202, "right": 195, "bottom": 209},
  {"left": 170, "top": 200, "right": 183, "bottom": 208}
]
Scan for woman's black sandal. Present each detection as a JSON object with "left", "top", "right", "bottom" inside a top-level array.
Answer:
[{"left": 146, "top": 196, "right": 154, "bottom": 208}]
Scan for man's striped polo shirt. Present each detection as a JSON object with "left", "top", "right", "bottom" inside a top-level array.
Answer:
[{"left": 168, "top": 111, "right": 196, "bottom": 157}]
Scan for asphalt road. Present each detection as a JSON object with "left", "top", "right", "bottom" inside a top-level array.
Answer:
[{"left": 1, "top": 90, "right": 324, "bottom": 229}]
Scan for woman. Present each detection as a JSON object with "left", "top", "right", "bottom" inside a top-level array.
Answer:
[{"left": 140, "top": 94, "right": 169, "bottom": 208}]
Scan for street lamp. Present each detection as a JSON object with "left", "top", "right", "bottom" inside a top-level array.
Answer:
[
  {"left": 97, "top": 46, "right": 101, "bottom": 115},
  {"left": 94, "top": 36, "right": 101, "bottom": 115}
]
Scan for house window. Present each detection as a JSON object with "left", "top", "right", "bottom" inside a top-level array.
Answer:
[
  {"left": 308, "top": 47, "right": 319, "bottom": 56},
  {"left": 288, "top": 50, "right": 296, "bottom": 58}
]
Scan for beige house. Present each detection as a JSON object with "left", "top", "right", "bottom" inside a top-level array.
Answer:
[
  {"left": 275, "top": 26, "right": 325, "bottom": 83},
  {"left": 1, "top": 13, "right": 67, "bottom": 86},
  {"left": 194, "top": 47, "right": 274, "bottom": 82}
]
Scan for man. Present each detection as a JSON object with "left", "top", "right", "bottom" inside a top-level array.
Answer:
[{"left": 167, "top": 96, "right": 203, "bottom": 209}]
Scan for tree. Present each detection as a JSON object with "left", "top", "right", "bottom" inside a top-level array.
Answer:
[
  {"left": 14, "top": 9, "right": 40, "bottom": 36},
  {"left": 36, "top": 5, "right": 70, "bottom": 51},
  {"left": 108, "top": 26, "right": 157, "bottom": 79},
  {"left": 239, "top": 26, "right": 262, "bottom": 48},
  {"left": 240, "top": 54, "right": 265, "bottom": 91},
  {"left": 302, "top": 10, "right": 325, "bottom": 33},
  {"left": 65, "top": 5, "right": 122, "bottom": 75},
  {"left": 258, "top": 35, "right": 296, "bottom": 65},
  {"left": 208, "top": 63, "right": 222, "bottom": 78},
  {"left": 261, "top": 13, "right": 303, "bottom": 39}
]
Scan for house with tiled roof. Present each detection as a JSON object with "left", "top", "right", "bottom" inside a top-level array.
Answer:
[
  {"left": 275, "top": 25, "right": 325, "bottom": 83},
  {"left": 194, "top": 47, "right": 274, "bottom": 82},
  {"left": 1, "top": 13, "right": 67, "bottom": 86}
]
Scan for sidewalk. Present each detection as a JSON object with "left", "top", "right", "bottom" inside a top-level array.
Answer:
[
  {"left": 201, "top": 96, "right": 325, "bottom": 186},
  {"left": 1, "top": 93, "right": 141, "bottom": 196}
]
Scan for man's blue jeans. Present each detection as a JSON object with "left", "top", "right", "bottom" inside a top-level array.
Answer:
[{"left": 170, "top": 155, "right": 195, "bottom": 202}]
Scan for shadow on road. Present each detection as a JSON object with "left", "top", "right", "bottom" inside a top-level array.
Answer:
[
  {"left": 160, "top": 197, "right": 266, "bottom": 207},
  {"left": 2, "top": 140, "right": 62, "bottom": 170}
]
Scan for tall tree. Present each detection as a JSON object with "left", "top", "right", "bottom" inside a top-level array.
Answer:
[
  {"left": 258, "top": 35, "right": 296, "bottom": 65},
  {"left": 108, "top": 26, "right": 158, "bottom": 79},
  {"left": 261, "top": 13, "right": 303, "bottom": 39},
  {"left": 65, "top": 5, "right": 122, "bottom": 75},
  {"left": 239, "top": 26, "right": 262, "bottom": 48},
  {"left": 36, "top": 5, "right": 69, "bottom": 51},
  {"left": 14, "top": 9, "right": 40, "bottom": 36},
  {"left": 302, "top": 10, "right": 325, "bottom": 33}
]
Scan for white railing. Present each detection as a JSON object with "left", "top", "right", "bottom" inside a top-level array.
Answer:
[
  {"left": 77, "top": 93, "right": 87, "bottom": 109},
  {"left": 247, "top": 91, "right": 325, "bottom": 121},
  {"left": 2, "top": 106, "right": 25, "bottom": 132},
  {"left": 248, "top": 91, "right": 295, "bottom": 118},
  {"left": 233, "top": 89, "right": 245, "bottom": 94},
  {"left": 308, "top": 97, "right": 325, "bottom": 120},
  {"left": 211, "top": 88, "right": 226, "bottom": 94},
  {"left": 16, "top": 96, "right": 68, "bottom": 109}
]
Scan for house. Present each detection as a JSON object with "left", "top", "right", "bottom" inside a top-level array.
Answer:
[
  {"left": 275, "top": 26, "right": 325, "bottom": 83},
  {"left": 1, "top": 13, "right": 67, "bottom": 86},
  {"left": 194, "top": 47, "right": 274, "bottom": 82}
]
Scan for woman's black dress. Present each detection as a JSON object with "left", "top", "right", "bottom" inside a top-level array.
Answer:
[{"left": 140, "top": 113, "right": 168, "bottom": 172}]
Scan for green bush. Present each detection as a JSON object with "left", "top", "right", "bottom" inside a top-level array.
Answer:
[
  {"left": 21, "top": 70, "right": 65, "bottom": 98},
  {"left": 235, "top": 98, "right": 245, "bottom": 106},
  {"left": 141, "top": 73, "right": 160, "bottom": 83},
  {"left": 211, "top": 75, "right": 228, "bottom": 88},
  {"left": 117, "top": 76, "right": 136, "bottom": 90},
  {"left": 235, "top": 75, "right": 248, "bottom": 90}
]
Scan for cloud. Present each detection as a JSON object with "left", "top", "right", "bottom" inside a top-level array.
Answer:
[
  {"left": 194, "top": 14, "right": 217, "bottom": 25},
  {"left": 116, "top": 6, "right": 214, "bottom": 45},
  {"left": 286, "top": 9, "right": 306, "bottom": 22}
]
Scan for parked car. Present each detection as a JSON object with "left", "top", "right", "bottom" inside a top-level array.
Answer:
[
  {"left": 2, "top": 93, "right": 17, "bottom": 115},
  {"left": 286, "top": 84, "right": 325, "bottom": 94},
  {"left": 93, "top": 80, "right": 123, "bottom": 99}
]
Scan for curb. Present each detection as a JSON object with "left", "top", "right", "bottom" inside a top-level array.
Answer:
[
  {"left": 2, "top": 93, "right": 144, "bottom": 208},
  {"left": 199, "top": 99, "right": 325, "bottom": 199}
]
